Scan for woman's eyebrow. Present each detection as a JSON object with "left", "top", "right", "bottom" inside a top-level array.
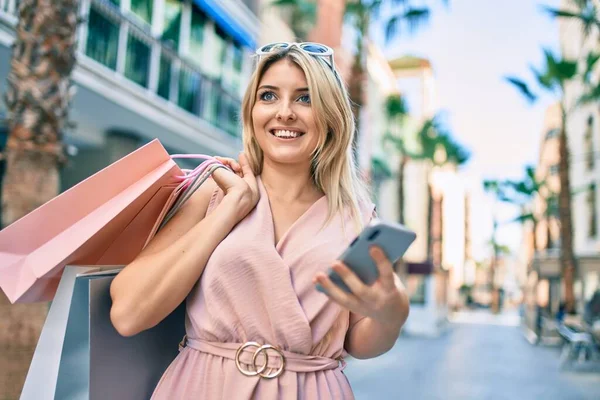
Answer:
[
  {"left": 257, "top": 85, "right": 309, "bottom": 92},
  {"left": 258, "top": 85, "right": 278, "bottom": 90}
]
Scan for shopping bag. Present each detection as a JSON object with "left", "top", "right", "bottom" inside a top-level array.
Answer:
[
  {"left": 20, "top": 266, "right": 186, "bottom": 400},
  {"left": 0, "top": 140, "right": 184, "bottom": 304},
  {"left": 0, "top": 138, "right": 229, "bottom": 304}
]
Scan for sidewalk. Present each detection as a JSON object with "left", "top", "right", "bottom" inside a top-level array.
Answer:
[{"left": 345, "top": 311, "right": 600, "bottom": 400}]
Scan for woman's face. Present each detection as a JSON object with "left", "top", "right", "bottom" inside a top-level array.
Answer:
[{"left": 251, "top": 59, "right": 320, "bottom": 169}]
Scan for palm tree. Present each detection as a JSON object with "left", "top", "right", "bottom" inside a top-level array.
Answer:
[
  {"left": 385, "top": 108, "right": 468, "bottom": 266},
  {"left": 427, "top": 128, "right": 469, "bottom": 267},
  {"left": 382, "top": 93, "right": 409, "bottom": 224},
  {"left": 270, "top": 0, "right": 317, "bottom": 40},
  {"left": 506, "top": 48, "right": 599, "bottom": 313},
  {"left": 2, "top": 0, "right": 78, "bottom": 227},
  {"left": 482, "top": 180, "right": 514, "bottom": 312},
  {"left": 1, "top": 0, "right": 79, "bottom": 397},
  {"left": 543, "top": 0, "right": 600, "bottom": 43},
  {"left": 484, "top": 166, "right": 547, "bottom": 253},
  {"left": 272, "top": 0, "right": 448, "bottom": 157}
]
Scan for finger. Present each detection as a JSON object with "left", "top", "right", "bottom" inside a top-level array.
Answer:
[
  {"left": 214, "top": 156, "right": 241, "bottom": 174},
  {"left": 369, "top": 246, "right": 396, "bottom": 290},
  {"left": 211, "top": 167, "right": 238, "bottom": 192},
  {"left": 313, "top": 272, "right": 361, "bottom": 311},
  {"left": 331, "top": 262, "right": 378, "bottom": 303},
  {"left": 238, "top": 153, "right": 257, "bottom": 185}
]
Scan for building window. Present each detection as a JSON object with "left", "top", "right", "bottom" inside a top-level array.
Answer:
[
  {"left": 588, "top": 183, "right": 597, "bottom": 238},
  {"left": 188, "top": 7, "right": 207, "bottom": 66},
  {"left": 85, "top": 5, "right": 119, "bottom": 70},
  {"left": 549, "top": 164, "right": 559, "bottom": 176},
  {"left": 586, "top": 115, "right": 594, "bottom": 170},
  {"left": 130, "top": 0, "right": 153, "bottom": 25},
  {"left": 124, "top": 31, "right": 151, "bottom": 88},
  {"left": 178, "top": 66, "right": 201, "bottom": 114},
  {"left": 213, "top": 27, "right": 229, "bottom": 80},
  {"left": 162, "top": 0, "right": 183, "bottom": 50}
]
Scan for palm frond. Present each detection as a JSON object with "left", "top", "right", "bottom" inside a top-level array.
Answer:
[
  {"left": 531, "top": 66, "right": 554, "bottom": 91},
  {"left": 403, "top": 7, "right": 431, "bottom": 34},
  {"left": 483, "top": 179, "right": 501, "bottom": 192},
  {"left": 369, "top": 0, "right": 384, "bottom": 19},
  {"left": 542, "top": 5, "right": 598, "bottom": 38},
  {"left": 584, "top": 52, "right": 600, "bottom": 84},
  {"left": 385, "top": 15, "right": 401, "bottom": 43},
  {"left": 505, "top": 76, "right": 537, "bottom": 103},
  {"left": 543, "top": 47, "right": 578, "bottom": 81},
  {"left": 371, "top": 155, "right": 393, "bottom": 179},
  {"left": 385, "top": 94, "right": 408, "bottom": 118},
  {"left": 578, "top": 83, "right": 600, "bottom": 105},
  {"left": 512, "top": 212, "right": 535, "bottom": 224}
]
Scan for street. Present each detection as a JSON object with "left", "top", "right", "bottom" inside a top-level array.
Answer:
[{"left": 345, "top": 311, "right": 600, "bottom": 400}]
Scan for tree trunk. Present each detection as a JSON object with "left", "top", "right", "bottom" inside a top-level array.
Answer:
[
  {"left": 558, "top": 105, "right": 576, "bottom": 313},
  {"left": 398, "top": 157, "right": 406, "bottom": 224},
  {"left": 348, "top": 15, "right": 368, "bottom": 162},
  {"left": 1, "top": 0, "right": 78, "bottom": 397}
]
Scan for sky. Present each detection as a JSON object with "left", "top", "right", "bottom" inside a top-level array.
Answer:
[{"left": 371, "top": 0, "right": 562, "bottom": 254}]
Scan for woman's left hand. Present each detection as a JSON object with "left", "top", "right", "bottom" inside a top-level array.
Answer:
[{"left": 313, "top": 246, "right": 407, "bottom": 325}]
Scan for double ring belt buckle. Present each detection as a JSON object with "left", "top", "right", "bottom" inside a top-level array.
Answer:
[{"left": 235, "top": 341, "right": 286, "bottom": 379}]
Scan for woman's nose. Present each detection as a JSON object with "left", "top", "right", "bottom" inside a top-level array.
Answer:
[{"left": 276, "top": 102, "right": 297, "bottom": 121}]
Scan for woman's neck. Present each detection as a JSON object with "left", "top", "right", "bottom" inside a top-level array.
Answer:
[{"left": 260, "top": 161, "right": 322, "bottom": 203}]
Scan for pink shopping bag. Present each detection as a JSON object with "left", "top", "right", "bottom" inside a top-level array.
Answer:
[{"left": 0, "top": 139, "right": 185, "bottom": 304}]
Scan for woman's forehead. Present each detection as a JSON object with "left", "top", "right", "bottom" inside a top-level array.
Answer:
[{"left": 259, "top": 59, "right": 307, "bottom": 85}]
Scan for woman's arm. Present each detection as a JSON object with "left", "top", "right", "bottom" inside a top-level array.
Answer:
[
  {"left": 344, "top": 274, "right": 409, "bottom": 359},
  {"left": 313, "top": 246, "right": 410, "bottom": 359},
  {"left": 110, "top": 155, "right": 258, "bottom": 337}
]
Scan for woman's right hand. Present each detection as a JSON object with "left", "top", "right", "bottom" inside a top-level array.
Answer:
[{"left": 211, "top": 153, "right": 259, "bottom": 221}]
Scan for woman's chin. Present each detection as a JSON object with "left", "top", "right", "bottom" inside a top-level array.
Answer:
[{"left": 263, "top": 150, "right": 311, "bottom": 167}]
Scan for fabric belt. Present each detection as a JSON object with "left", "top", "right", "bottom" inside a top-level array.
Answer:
[{"left": 181, "top": 336, "right": 345, "bottom": 378}]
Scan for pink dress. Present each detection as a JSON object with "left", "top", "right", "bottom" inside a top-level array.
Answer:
[{"left": 151, "top": 177, "right": 374, "bottom": 399}]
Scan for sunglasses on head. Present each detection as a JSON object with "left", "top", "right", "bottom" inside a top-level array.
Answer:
[{"left": 256, "top": 42, "right": 336, "bottom": 71}]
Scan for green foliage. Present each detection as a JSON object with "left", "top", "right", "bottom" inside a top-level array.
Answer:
[
  {"left": 385, "top": 94, "right": 408, "bottom": 119},
  {"left": 270, "top": 0, "right": 317, "bottom": 40},
  {"left": 506, "top": 48, "right": 579, "bottom": 102},
  {"left": 371, "top": 155, "right": 393, "bottom": 180},
  {"left": 542, "top": 0, "right": 600, "bottom": 39}
]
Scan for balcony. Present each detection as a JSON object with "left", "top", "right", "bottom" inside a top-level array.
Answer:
[{"left": 0, "top": 0, "right": 257, "bottom": 158}]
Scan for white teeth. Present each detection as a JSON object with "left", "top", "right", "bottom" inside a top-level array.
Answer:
[{"left": 272, "top": 129, "right": 303, "bottom": 138}]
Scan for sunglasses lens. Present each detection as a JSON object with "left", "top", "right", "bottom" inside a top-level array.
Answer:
[
  {"left": 261, "top": 43, "right": 289, "bottom": 53},
  {"left": 301, "top": 44, "right": 328, "bottom": 54}
]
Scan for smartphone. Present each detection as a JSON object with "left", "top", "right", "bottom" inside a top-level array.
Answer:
[{"left": 322, "top": 219, "right": 416, "bottom": 293}]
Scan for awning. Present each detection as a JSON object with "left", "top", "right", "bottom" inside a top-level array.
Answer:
[{"left": 192, "top": 0, "right": 257, "bottom": 49}]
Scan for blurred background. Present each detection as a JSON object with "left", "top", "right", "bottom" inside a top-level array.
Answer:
[{"left": 1, "top": 0, "right": 600, "bottom": 399}]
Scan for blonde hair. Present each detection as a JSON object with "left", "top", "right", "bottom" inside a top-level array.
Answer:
[{"left": 241, "top": 46, "right": 371, "bottom": 231}]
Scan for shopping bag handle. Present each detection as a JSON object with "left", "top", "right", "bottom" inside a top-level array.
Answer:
[{"left": 170, "top": 154, "right": 230, "bottom": 180}]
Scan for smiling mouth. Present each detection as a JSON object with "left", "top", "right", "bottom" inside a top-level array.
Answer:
[{"left": 270, "top": 129, "right": 306, "bottom": 139}]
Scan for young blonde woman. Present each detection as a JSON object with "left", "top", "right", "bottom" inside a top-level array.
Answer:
[{"left": 109, "top": 42, "right": 410, "bottom": 399}]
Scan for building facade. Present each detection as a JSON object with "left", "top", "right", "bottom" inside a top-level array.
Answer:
[{"left": 0, "top": 0, "right": 261, "bottom": 191}]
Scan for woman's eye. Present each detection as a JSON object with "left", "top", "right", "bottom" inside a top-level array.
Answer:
[
  {"left": 298, "top": 94, "right": 311, "bottom": 104},
  {"left": 259, "top": 91, "right": 276, "bottom": 101}
]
